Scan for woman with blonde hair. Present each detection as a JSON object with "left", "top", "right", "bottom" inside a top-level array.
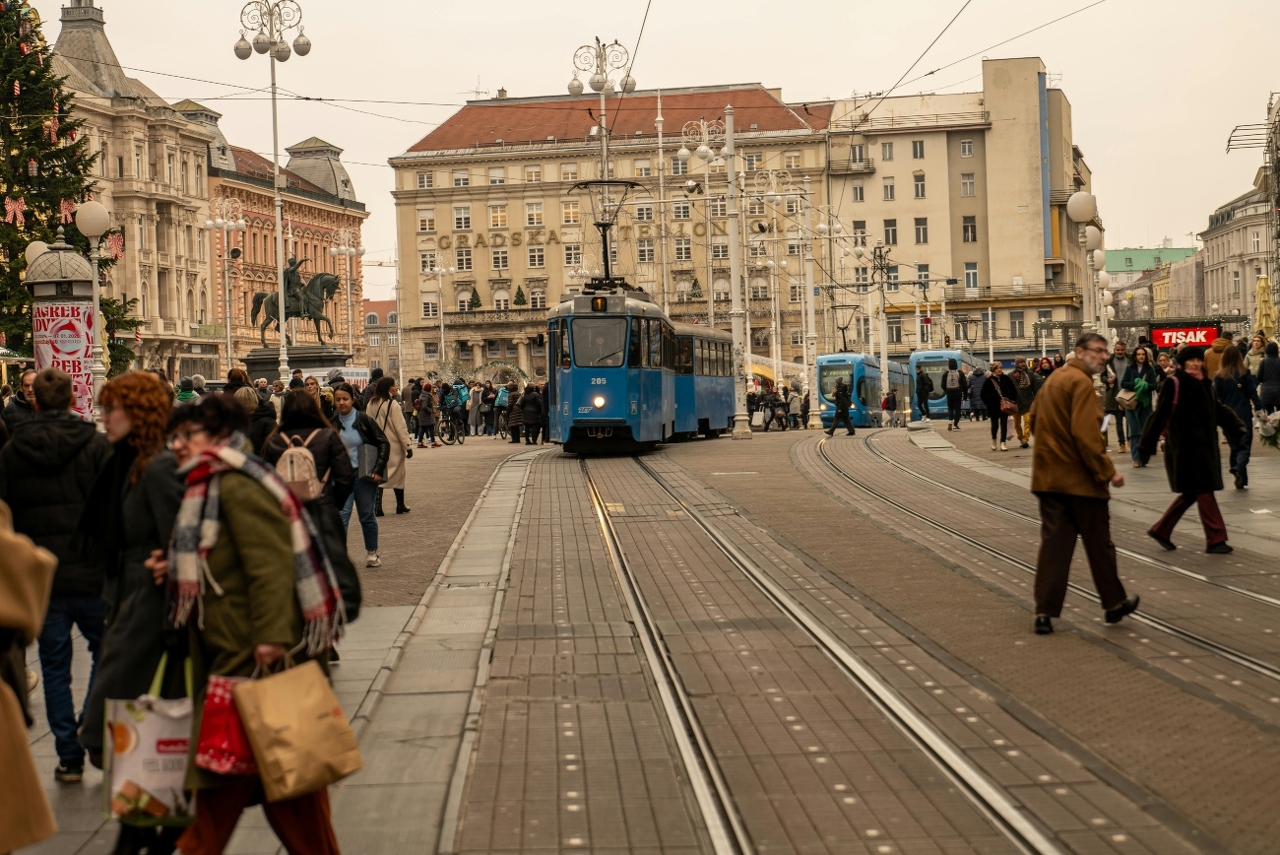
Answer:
[{"left": 367, "top": 375, "right": 413, "bottom": 514}]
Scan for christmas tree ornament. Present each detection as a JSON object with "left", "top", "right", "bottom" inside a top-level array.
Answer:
[
  {"left": 59, "top": 198, "right": 74, "bottom": 223},
  {"left": 12, "top": 81, "right": 19, "bottom": 96},
  {"left": 19, "top": 42, "right": 29, "bottom": 55},
  {"left": 48, "top": 115, "right": 57, "bottom": 141},
  {"left": 107, "top": 232, "right": 123, "bottom": 260},
  {"left": 4, "top": 196, "right": 25, "bottom": 227}
]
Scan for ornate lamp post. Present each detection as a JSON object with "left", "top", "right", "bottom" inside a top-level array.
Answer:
[
  {"left": 74, "top": 200, "right": 111, "bottom": 410},
  {"left": 428, "top": 265, "right": 456, "bottom": 371},
  {"left": 233, "top": 0, "right": 312, "bottom": 381},
  {"left": 1067, "top": 191, "right": 1102, "bottom": 337},
  {"left": 329, "top": 227, "right": 364, "bottom": 356},
  {"left": 204, "top": 198, "right": 246, "bottom": 374},
  {"left": 678, "top": 117, "right": 725, "bottom": 326},
  {"left": 567, "top": 37, "right": 635, "bottom": 179}
]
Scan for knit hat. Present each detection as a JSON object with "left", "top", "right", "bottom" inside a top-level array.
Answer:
[
  {"left": 326, "top": 368, "right": 344, "bottom": 384},
  {"left": 179, "top": 377, "right": 194, "bottom": 392},
  {"left": 1177, "top": 346, "right": 1206, "bottom": 364}
]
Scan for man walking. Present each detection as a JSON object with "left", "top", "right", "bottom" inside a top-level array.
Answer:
[
  {"left": 826, "top": 377, "right": 856, "bottom": 436},
  {"left": 0, "top": 368, "right": 111, "bottom": 780},
  {"left": 1027, "top": 334, "right": 1139, "bottom": 635},
  {"left": 914, "top": 364, "right": 934, "bottom": 421},
  {"left": 1102, "top": 340, "right": 1130, "bottom": 452},
  {"left": 1010, "top": 356, "right": 1044, "bottom": 448},
  {"left": 2, "top": 368, "right": 36, "bottom": 434}
]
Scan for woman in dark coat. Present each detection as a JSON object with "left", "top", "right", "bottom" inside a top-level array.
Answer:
[
  {"left": 80, "top": 372, "right": 185, "bottom": 854},
  {"left": 263, "top": 390, "right": 360, "bottom": 620},
  {"left": 1212, "top": 345, "right": 1262, "bottom": 489},
  {"left": 1138, "top": 346, "right": 1246, "bottom": 553},
  {"left": 505, "top": 381, "right": 524, "bottom": 444},
  {"left": 978, "top": 362, "right": 1018, "bottom": 451},
  {"left": 519, "top": 383, "right": 543, "bottom": 445},
  {"left": 1257, "top": 341, "right": 1280, "bottom": 414},
  {"left": 247, "top": 395, "right": 280, "bottom": 456},
  {"left": 1120, "top": 345, "right": 1160, "bottom": 467}
]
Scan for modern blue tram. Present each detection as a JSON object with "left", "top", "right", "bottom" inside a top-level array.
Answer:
[
  {"left": 546, "top": 289, "right": 734, "bottom": 453},
  {"left": 908, "top": 349, "right": 984, "bottom": 420},
  {"left": 815, "top": 353, "right": 911, "bottom": 429}
]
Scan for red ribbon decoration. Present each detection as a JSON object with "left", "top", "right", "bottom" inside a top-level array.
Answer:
[
  {"left": 49, "top": 115, "right": 59, "bottom": 142},
  {"left": 5, "top": 197, "right": 25, "bottom": 228},
  {"left": 107, "top": 233, "right": 124, "bottom": 260},
  {"left": 60, "top": 199, "right": 76, "bottom": 224}
]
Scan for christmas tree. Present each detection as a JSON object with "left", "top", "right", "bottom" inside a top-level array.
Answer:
[
  {"left": 468, "top": 289, "right": 481, "bottom": 311},
  {"left": 512, "top": 285, "right": 526, "bottom": 307},
  {"left": 0, "top": 1, "right": 102, "bottom": 354}
]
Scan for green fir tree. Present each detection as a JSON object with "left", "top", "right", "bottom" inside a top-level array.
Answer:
[
  {"left": 512, "top": 285, "right": 527, "bottom": 307},
  {"left": 101, "top": 295, "right": 143, "bottom": 377},
  {"left": 688, "top": 277, "right": 703, "bottom": 299},
  {"left": 468, "top": 289, "right": 481, "bottom": 310},
  {"left": 0, "top": 1, "right": 105, "bottom": 353}
]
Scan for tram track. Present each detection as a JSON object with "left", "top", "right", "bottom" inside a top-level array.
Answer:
[
  {"left": 582, "top": 455, "right": 1067, "bottom": 855},
  {"left": 814, "top": 433, "right": 1280, "bottom": 686}
]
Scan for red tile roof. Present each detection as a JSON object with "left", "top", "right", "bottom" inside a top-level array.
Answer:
[
  {"left": 228, "top": 146, "right": 329, "bottom": 196},
  {"left": 406, "top": 85, "right": 824, "bottom": 153}
]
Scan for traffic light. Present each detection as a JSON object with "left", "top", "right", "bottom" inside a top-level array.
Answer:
[{"left": 944, "top": 334, "right": 952, "bottom": 347}]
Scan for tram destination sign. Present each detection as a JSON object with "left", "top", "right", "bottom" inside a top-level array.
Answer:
[{"left": 1148, "top": 324, "right": 1221, "bottom": 349}]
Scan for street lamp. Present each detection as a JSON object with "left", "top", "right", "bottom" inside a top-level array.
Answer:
[
  {"left": 75, "top": 200, "right": 110, "bottom": 410},
  {"left": 234, "top": 0, "right": 311, "bottom": 381},
  {"left": 204, "top": 198, "right": 246, "bottom": 375},
  {"left": 329, "top": 228, "right": 364, "bottom": 356},
  {"left": 568, "top": 37, "right": 634, "bottom": 181},
  {"left": 1067, "top": 191, "right": 1101, "bottom": 335},
  {"left": 429, "top": 266, "right": 456, "bottom": 371},
  {"left": 679, "top": 117, "right": 725, "bottom": 326}
]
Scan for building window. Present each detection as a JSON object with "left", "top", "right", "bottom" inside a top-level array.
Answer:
[
  {"left": 388, "top": 333, "right": 398, "bottom": 346},
  {"left": 851, "top": 181, "right": 864, "bottom": 203},
  {"left": 883, "top": 177, "right": 895, "bottom": 201},
  {"left": 785, "top": 151, "right": 802, "bottom": 170},
  {"left": 635, "top": 204, "right": 654, "bottom": 221},
  {"left": 854, "top": 267, "right": 869, "bottom": 292},
  {"left": 564, "top": 243, "right": 582, "bottom": 266},
  {"left": 888, "top": 316, "right": 902, "bottom": 343},
  {"left": 960, "top": 173, "right": 975, "bottom": 197},
  {"left": 489, "top": 205, "right": 508, "bottom": 229},
  {"left": 750, "top": 280, "right": 769, "bottom": 300},
  {"left": 457, "top": 291, "right": 473, "bottom": 312},
  {"left": 790, "top": 327, "right": 803, "bottom": 345},
  {"left": 1233, "top": 270, "right": 1241, "bottom": 294},
  {"left": 1253, "top": 231, "right": 1261, "bottom": 252},
  {"left": 561, "top": 201, "right": 580, "bottom": 225},
  {"left": 746, "top": 197, "right": 766, "bottom": 216},
  {"left": 712, "top": 237, "right": 729, "bottom": 259},
  {"left": 560, "top": 163, "right": 577, "bottom": 181},
  {"left": 674, "top": 237, "right": 692, "bottom": 261},
  {"left": 911, "top": 140, "right": 925, "bottom": 159},
  {"left": 786, "top": 197, "right": 801, "bottom": 215},
  {"left": 369, "top": 334, "right": 380, "bottom": 347},
  {"left": 964, "top": 262, "right": 978, "bottom": 291},
  {"left": 962, "top": 216, "right": 977, "bottom": 243},
  {"left": 524, "top": 165, "right": 541, "bottom": 183},
  {"left": 886, "top": 266, "right": 899, "bottom": 292},
  {"left": 418, "top": 210, "right": 436, "bottom": 232},
  {"left": 671, "top": 157, "right": 687, "bottom": 176},
  {"left": 492, "top": 248, "right": 508, "bottom": 270},
  {"left": 960, "top": 139, "right": 973, "bottom": 157},
  {"left": 419, "top": 251, "right": 437, "bottom": 272},
  {"left": 454, "top": 247, "right": 474, "bottom": 271},
  {"left": 914, "top": 218, "right": 928, "bottom": 244},
  {"left": 851, "top": 221, "right": 867, "bottom": 246},
  {"left": 637, "top": 239, "right": 655, "bottom": 263},
  {"left": 748, "top": 242, "right": 766, "bottom": 259},
  {"left": 452, "top": 168, "right": 469, "bottom": 187},
  {"left": 789, "top": 283, "right": 803, "bottom": 303},
  {"left": 421, "top": 300, "right": 439, "bottom": 318},
  {"left": 525, "top": 202, "right": 543, "bottom": 227},
  {"left": 633, "top": 158, "right": 651, "bottom": 177},
  {"left": 915, "top": 264, "right": 930, "bottom": 288},
  {"left": 599, "top": 161, "right": 615, "bottom": 179},
  {"left": 709, "top": 198, "right": 726, "bottom": 218},
  {"left": 913, "top": 173, "right": 926, "bottom": 199},
  {"left": 416, "top": 171, "right": 433, "bottom": 189},
  {"left": 1125, "top": 257, "right": 1133, "bottom": 267},
  {"left": 488, "top": 167, "right": 505, "bottom": 185},
  {"left": 530, "top": 290, "right": 547, "bottom": 309},
  {"left": 493, "top": 290, "right": 510, "bottom": 311},
  {"left": 884, "top": 219, "right": 897, "bottom": 245},
  {"left": 673, "top": 201, "right": 691, "bottom": 220},
  {"left": 1009, "top": 311, "right": 1025, "bottom": 338},
  {"left": 881, "top": 142, "right": 894, "bottom": 161},
  {"left": 713, "top": 279, "right": 729, "bottom": 301},
  {"left": 454, "top": 206, "right": 471, "bottom": 230},
  {"left": 528, "top": 246, "right": 545, "bottom": 268},
  {"left": 423, "top": 340, "right": 440, "bottom": 359},
  {"left": 744, "top": 153, "right": 763, "bottom": 171}
]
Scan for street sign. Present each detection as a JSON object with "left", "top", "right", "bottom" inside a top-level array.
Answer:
[
  {"left": 813, "top": 287, "right": 820, "bottom": 296},
  {"left": 1148, "top": 324, "right": 1220, "bottom": 349}
]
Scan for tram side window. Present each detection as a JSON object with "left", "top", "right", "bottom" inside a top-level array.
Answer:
[
  {"left": 678, "top": 338, "right": 694, "bottom": 375},
  {"left": 628, "top": 318, "right": 642, "bottom": 367},
  {"left": 551, "top": 321, "right": 567, "bottom": 370},
  {"left": 647, "top": 319, "right": 662, "bottom": 368},
  {"left": 664, "top": 325, "right": 676, "bottom": 371},
  {"left": 718, "top": 342, "right": 727, "bottom": 376}
]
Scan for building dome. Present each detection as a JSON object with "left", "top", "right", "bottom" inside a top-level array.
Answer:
[{"left": 26, "top": 234, "right": 94, "bottom": 287}]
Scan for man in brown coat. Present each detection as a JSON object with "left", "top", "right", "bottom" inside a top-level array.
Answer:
[{"left": 1027, "top": 332, "right": 1140, "bottom": 635}]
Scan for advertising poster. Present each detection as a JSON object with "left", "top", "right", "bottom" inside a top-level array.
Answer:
[
  {"left": 1148, "top": 324, "right": 1221, "bottom": 350},
  {"left": 33, "top": 302, "right": 94, "bottom": 420}
]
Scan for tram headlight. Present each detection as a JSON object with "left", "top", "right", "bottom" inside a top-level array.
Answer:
[
  {"left": 819, "top": 402, "right": 828, "bottom": 411},
  {"left": 593, "top": 395, "right": 606, "bottom": 409}
]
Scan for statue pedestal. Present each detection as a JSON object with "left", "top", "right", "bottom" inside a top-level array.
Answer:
[{"left": 243, "top": 345, "right": 353, "bottom": 382}]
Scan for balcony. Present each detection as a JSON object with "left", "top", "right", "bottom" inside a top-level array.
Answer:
[
  {"left": 193, "top": 324, "right": 225, "bottom": 339},
  {"left": 828, "top": 155, "right": 875, "bottom": 175},
  {"left": 439, "top": 308, "right": 547, "bottom": 328},
  {"left": 833, "top": 111, "right": 990, "bottom": 134},
  {"left": 938, "top": 281, "right": 1081, "bottom": 304}
]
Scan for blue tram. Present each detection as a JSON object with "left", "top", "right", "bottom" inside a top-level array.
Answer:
[
  {"left": 547, "top": 290, "right": 733, "bottom": 453},
  {"left": 908, "top": 349, "right": 983, "bottom": 420},
  {"left": 815, "top": 353, "right": 910, "bottom": 429}
]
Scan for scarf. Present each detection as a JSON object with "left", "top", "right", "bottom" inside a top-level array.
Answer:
[
  {"left": 176, "top": 390, "right": 197, "bottom": 402},
  {"left": 170, "top": 434, "right": 344, "bottom": 654},
  {"left": 1184, "top": 365, "right": 1204, "bottom": 381},
  {"left": 1013, "top": 368, "right": 1031, "bottom": 390}
]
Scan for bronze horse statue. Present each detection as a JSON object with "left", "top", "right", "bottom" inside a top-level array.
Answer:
[{"left": 251, "top": 272, "right": 342, "bottom": 347}]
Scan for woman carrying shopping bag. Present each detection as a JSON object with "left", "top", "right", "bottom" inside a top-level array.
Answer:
[
  {"left": 1119, "top": 346, "right": 1160, "bottom": 467},
  {"left": 150, "top": 394, "right": 345, "bottom": 855},
  {"left": 367, "top": 376, "right": 413, "bottom": 515}
]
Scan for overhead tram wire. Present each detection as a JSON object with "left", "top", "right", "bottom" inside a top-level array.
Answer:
[{"left": 605, "top": 0, "right": 655, "bottom": 139}]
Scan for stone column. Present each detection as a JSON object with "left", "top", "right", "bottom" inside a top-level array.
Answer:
[
  {"left": 469, "top": 339, "right": 485, "bottom": 370},
  {"left": 514, "top": 337, "right": 530, "bottom": 376}
]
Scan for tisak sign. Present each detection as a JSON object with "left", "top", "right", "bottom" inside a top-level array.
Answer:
[
  {"left": 33, "top": 302, "right": 94, "bottom": 419},
  {"left": 1148, "top": 324, "right": 1220, "bottom": 349}
]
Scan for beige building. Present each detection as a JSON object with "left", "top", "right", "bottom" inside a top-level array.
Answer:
[
  {"left": 389, "top": 84, "right": 831, "bottom": 384},
  {"left": 1150, "top": 263, "right": 1172, "bottom": 318},
  {"left": 52, "top": 0, "right": 219, "bottom": 378},
  {"left": 1199, "top": 184, "right": 1271, "bottom": 322},
  {"left": 362, "top": 299, "right": 400, "bottom": 376},
  {"left": 826, "top": 57, "right": 1098, "bottom": 357},
  {"left": 1166, "top": 250, "right": 1206, "bottom": 317}
]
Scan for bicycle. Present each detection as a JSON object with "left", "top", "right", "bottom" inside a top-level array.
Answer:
[
  {"left": 439, "top": 409, "right": 466, "bottom": 445},
  {"left": 496, "top": 410, "right": 508, "bottom": 440}
]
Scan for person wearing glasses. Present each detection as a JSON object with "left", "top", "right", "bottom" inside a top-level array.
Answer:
[{"left": 1027, "top": 333, "right": 1138, "bottom": 635}]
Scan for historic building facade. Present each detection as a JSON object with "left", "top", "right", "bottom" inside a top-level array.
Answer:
[
  {"left": 362, "top": 299, "right": 400, "bottom": 377},
  {"left": 1199, "top": 186, "right": 1272, "bottom": 322},
  {"left": 52, "top": 0, "right": 218, "bottom": 378},
  {"left": 389, "top": 85, "right": 832, "bottom": 384}
]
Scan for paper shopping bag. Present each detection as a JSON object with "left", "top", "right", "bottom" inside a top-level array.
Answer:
[
  {"left": 104, "top": 694, "right": 193, "bottom": 823},
  {"left": 195, "top": 675, "right": 256, "bottom": 775},
  {"left": 233, "top": 660, "right": 362, "bottom": 803}
]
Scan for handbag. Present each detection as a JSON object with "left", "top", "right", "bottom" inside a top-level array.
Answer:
[
  {"left": 357, "top": 444, "right": 380, "bottom": 481},
  {"left": 1115, "top": 389, "right": 1138, "bottom": 410},
  {"left": 999, "top": 397, "right": 1018, "bottom": 416},
  {"left": 233, "top": 659, "right": 362, "bottom": 803},
  {"left": 195, "top": 675, "right": 256, "bottom": 775},
  {"left": 750, "top": 410, "right": 764, "bottom": 427}
]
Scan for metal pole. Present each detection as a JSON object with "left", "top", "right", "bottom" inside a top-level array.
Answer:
[
  {"left": 438, "top": 271, "right": 447, "bottom": 369},
  {"left": 988, "top": 304, "right": 995, "bottom": 364},
  {"left": 89, "top": 240, "right": 103, "bottom": 413},
  {"left": 725, "top": 106, "right": 750, "bottom": 441},
  {"left": 655, "top": 92, "right": 670, "bottom": 313},
  {"left": 269, "top": 53, "right": 288, "bottom": 381},
  {"left": 223, "top": 224, "right": 233, "bottom": 372},
  {"left": 392, "top": 239, "right": 404, "bottom": 380},
  {"left": 803, "top": 178, "right": 821, "bottom": 429},
  {"left": 705, "top": 157, "right": 714, "bottom": 327},
  {"left": 346, "top": 247, "right": 353, "bottom": 355}
]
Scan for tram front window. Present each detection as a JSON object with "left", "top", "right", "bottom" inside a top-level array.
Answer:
[
  {"left": 819, "top": 365, "right": 852, "bottom": 401},
  {"left": 572, "top": 318, "right": 628, "bottom": 367},
  {"left": 919, "top": 361, "right": 948, "bottom": 400}
]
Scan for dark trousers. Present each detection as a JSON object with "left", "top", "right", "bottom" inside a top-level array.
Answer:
[
  {"left": 509, "top": 425, "right": 521, "bottom": 443},
  {"left": 916, "top": 395, "right": 930, "bottom": 420},
  {"left": 827, "top": 410, "right": 855, "bottom": 435},
  {"left": 1107, "top": 409, "right": 1127, "bottom": 446},
  {"left": 176, "top": 778, "right": 339, "bottom": 855},
  {"left": 989, "top": 413, "right": 1009, "bottom": 442},
  {"left": 1034, "top": 493, "right": 1127, "bottom": 617},
  {"left": 1228, "top": 428, "right": 1253, "bottom": 473},
  {"left": 946, "top": 393, "right": 963, "bottom": 427},
  {"left": 524, "top": 423, "right": 541, "bottom": 444},
  {"left": 38, "top": 594, "right": 105, "bottom": 765},
  {"left": 1151, "top": 492, "right": 1228, "bottom": 546}
]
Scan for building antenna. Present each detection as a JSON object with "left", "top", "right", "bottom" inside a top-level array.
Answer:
[{"left": 459, "top": 76, "right": 489, "bottom": 100}]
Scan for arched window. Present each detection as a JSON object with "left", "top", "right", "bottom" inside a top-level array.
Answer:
[
  {"left": 751, "top": 329, "right": 770, "bottom": 348},
  {"left": 492, "top": 289, "right": 510, "bottom": 311},
  {"left": 186, "top": 289, "right": 194, "bottom": 322},
  {"left": 456, "top": 290, "right": 473, "bottom": 312},
  {"left": 530, "top": 289, "right": 546, "bottom": 309},
  {"left": 365, "top": 312, "right": 379, "bottom": 326},
  {"left": 387, "top": 312, "right": 398, "bottom": 326},
  {"left": 713, "top": 279, "right": 730, "bottom": 301},
  {"left": 198, "top": 289, "right": 207, "bottom": 324},
  {"left": 140, "top": 284, "right": 148, "bottom": 319}
]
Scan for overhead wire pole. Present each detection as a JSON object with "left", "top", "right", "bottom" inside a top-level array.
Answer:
[{"left": 725, "top": 106, "right": 751, "bottom": 440}]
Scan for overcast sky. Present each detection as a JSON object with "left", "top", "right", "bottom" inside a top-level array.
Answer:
[{"left": 30, "top": 0, "right": 1276, "bottom": 299}]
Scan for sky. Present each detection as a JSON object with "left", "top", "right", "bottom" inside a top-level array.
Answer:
[{"left": 28, "top": 0, "right": 1277, "bottom": 299}]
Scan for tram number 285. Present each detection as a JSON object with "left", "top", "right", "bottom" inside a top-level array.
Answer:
[{"left": 590, "top": 378, "right": 607, "bottom": 385}]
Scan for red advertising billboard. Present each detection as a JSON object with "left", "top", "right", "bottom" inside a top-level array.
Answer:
[{"left": 1148, "top": 324, "right": 1220, "bottom": 350}]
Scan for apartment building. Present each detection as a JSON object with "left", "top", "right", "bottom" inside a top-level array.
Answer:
[
  {"left": 389, "top": 84, "right": 831, "bottom": 383},
  {"left": 1199, "top": 186, "right": 1271, "bottom": 321},
  {"left": 826, "top": 57, "right": 1099, "bottom": 359},
  {"left": 1166, "top": 250, "right": 1206, "bottom": 317}
]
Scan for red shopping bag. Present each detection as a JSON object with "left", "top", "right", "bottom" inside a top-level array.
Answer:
[{"left": 195, "top": 675, "right": 257, "bottom": 775}]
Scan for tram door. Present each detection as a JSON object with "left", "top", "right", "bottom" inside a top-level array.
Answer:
[{"left": 548, "top": 321, "right": 567, "bottom": 438}]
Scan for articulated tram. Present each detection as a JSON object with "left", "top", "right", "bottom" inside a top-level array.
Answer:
[{"left": 547, "top": 289, "right": 734, "bottom": 453}]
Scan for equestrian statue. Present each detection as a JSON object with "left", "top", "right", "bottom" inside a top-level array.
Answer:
[{"left": 250, "top": 256, "right": 344, "bottom": 348}]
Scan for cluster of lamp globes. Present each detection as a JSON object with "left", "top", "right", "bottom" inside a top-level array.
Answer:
[
  {"left": 23, "top": 199, "right": 112, "bottom": 266},
  {"left": 1066, "top": 191, "right": 1117, "bottom": 321},
  {"left": 567, "top": 72, "right": 636, "bottom": 97},
  {"left": 233, "top": 27, "right": 311, "bottom": 63}
]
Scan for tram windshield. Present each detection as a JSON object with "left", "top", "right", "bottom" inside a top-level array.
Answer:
[
  {"left": 571, "top": 318, "right": 628, "bottom": 367},
  {"left": 819, "top": 365, "right": 853, "bottom": 401},
  {"left": 918, "top": 360, "right": 948, "bottom": 400}
]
